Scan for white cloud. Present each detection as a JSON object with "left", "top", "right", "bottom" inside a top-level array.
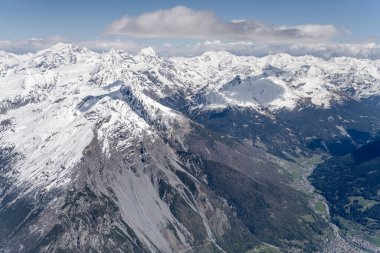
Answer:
[
  {"left": 1, "top": 37, "right": 380, "bottom": 60},
  {"left": 2, "top": 6, "right": 378, "bottom": 59},
  {"left": 78, "top": 39, "right": 141, "bottom": 53},
  {"left": 0, "top": 37, "right": 143, "bottom": 55},
  {"left": 287, "top": 42, "right": 380, "bottom": 59},
  {"left": 0, "top": 36, "right": 64, "bottom": 53},
  {"left": 4, "top": 6, "right": 374, "bottom": 59},
  {"left": 106, "top": 6, "right": 343, "bottom": 42},
  {"left": 157, "top": 40, "right": 380, "bottom": 59}
]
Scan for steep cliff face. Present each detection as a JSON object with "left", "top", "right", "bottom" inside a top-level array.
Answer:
[{"left": 1, "top": 44, "right": 380, "bottom": 252}]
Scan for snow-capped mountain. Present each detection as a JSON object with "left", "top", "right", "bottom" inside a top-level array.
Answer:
[
  {"left": 1, "top": 43, "right": 380, "bottom": 253},
  {"left": 171, "top": 51, "right": 380, "bottom": 111}
]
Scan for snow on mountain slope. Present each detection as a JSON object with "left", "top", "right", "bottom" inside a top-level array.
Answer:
[
  {"left": 0, "top": 44, "right": 221, "bottom": 253},
  {"left": 0, "top": 44, "right": 184, "bottom": 190},
  {"left": 1, "top": 43, "right": 380, "bottom": 190},
  {"left": 171, "top": 51, "right": 380, "bottom": 111},
  {"left": 1, "top": 43, "right": 380, "bottom": 252}
]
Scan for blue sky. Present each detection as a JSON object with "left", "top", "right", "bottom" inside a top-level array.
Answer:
[{"left": 1, "top": 0, "right": 380, "bottom": 58}]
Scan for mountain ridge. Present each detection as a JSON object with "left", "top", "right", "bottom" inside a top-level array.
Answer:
[{"left": 1, "top": 43, "right": 380, "bottom": 252}]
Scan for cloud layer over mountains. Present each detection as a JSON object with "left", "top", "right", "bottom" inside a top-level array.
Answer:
[
  {"left": 106, "top": 6, "right": 341, "bottom": 42},
  {"left": 1, "top": 6, "right": 379, "bottom": 59}
]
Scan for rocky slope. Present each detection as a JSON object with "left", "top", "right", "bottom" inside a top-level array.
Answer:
[{"left": 1, "top": 43, "right": 380, "bottom": 252}]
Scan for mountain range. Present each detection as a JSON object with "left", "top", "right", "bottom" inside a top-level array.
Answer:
[{"left": 0, "top": 43, "right": 379, "bottom": 253}]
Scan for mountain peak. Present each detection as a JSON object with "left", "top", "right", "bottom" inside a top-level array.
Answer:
[
  {"left": 107, "top": 48, "right": 123, "bottom": 58},
  {"left": 38, "top": 43, "right": 89, "bottom": 56}
]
